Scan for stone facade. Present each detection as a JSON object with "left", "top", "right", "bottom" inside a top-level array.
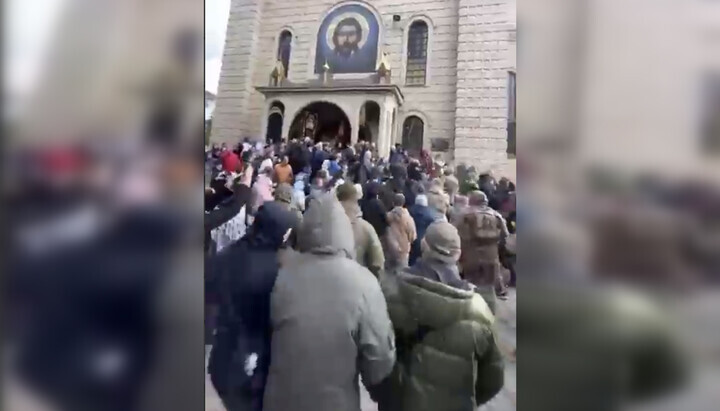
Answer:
[{"left": 213, "top": 0, "right": 516, "bottom": 177}]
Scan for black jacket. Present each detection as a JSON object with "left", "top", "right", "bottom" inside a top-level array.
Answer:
[
  {"left": 361, "top": 188, "right": 389, "bottom": 238},
  {"left": 208, "top": 203, "right": 297, "bottom": 409}
]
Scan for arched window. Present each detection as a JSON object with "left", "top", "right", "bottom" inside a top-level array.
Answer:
[
  {"left": 401, "top": 116, "right": 424, "bottom": 158},
  {"left": 406, "top": 21, "right": 428, "bottom": 85},
  {"left": 277, "top": 31, "right": 292, "bottom": 76}
]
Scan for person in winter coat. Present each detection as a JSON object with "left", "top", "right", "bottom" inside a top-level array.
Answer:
[
  {"left": 408, "top": 194, "right": 445, "bottom": 266},
  {"left": 449, "top": 194, "right": 469, "bottom": 225},
  {"left": 273, "top": 155, "right": 294, "bottom": 185},
  {"left": 208, "top": 202, "right": 298, "bottom": 411},
  {"left": 443, "top": 168, "right": 459, "bottom": 205},
  {"left": 373, "top": 221, "right": 504, "bottom": 411},
  {"left": 263, "top": 194, "right": 396, "bottom": 411},
  {"left": 272, "top": 183, "right": 303, "bottom": 246},
  {"left": 220, "top": 148, "right": 241, "bottom": 173},
  {"left": 291, "top": 180, "right": 306, "bottom": 213},
  {"left": 426, "top": 180, "right": 450, "bottom": 218},
  {"left": 455, "top": 191, "right": 509, "bottom": 312},
  {"left": 361, "top": 183, "right": 390, "bottom": 238},
  {"left": 337, "top": 182, "right": 385, "bottom": 277},
  {"left": 385, "top": 194, "right": 417, "bottom": 269}
]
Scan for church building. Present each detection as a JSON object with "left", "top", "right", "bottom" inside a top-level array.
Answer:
[{"left": 212, "top": 0, "right": 516, "bottom": 176}]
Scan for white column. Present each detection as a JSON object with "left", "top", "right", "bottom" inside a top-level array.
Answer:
[
  {"left": 378, "top": 107, "right": 390, "bottom": 159},
  {"left": 259, "top": 102, "right": 269, "bottom": 142},
  {"left": 350, "top": 102, "right": 360, "bottom": 145}
]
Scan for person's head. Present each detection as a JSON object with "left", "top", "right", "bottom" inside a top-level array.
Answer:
[
  {"left": 415, "top": 194, "right": 428, "bottom": 207},
  {"left": 468, "top": 190, "right": 489, "bottom": 207},
  {"left": 395, "top": 143, "right": 401, "bottom": 150},
  {"left": 365, "top": 183, "right": 380, "bottom": 199},
  {"left": 281, "top": 155, "right": 289, "bottom": 164},
  {"left": 297, "top": 193, "right": 355, "bottom": 258},
  {"left": 454, "top": 195, "right": 469, "bottom": 207},
  {"left": 274, "top": 183, "right": 293, "bottom": 204},
  {"left": 336, "top": 182, "right": 359, "bottom": 202},
  {"left": 393, "top": 193, "right": 406, "bottom": 208},
  {"left": 421, "top": 221, "right": 462, "bottom": 264},
  {"left": 248, "top": 202, "right": 296, "bottom": 249},
  {"left": 444, "top": 168, "right": 453, "bottom": 176}
]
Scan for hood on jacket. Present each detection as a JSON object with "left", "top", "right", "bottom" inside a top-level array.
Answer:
[
  {"left": 340, "top": 199, "right": 363, "bottom": 221},
  {"left": 297, "top": 193, "right": 355, "bottom": 259},
  {"left": 246, "top": 201, "right": 296, "bottom": 249},
  {"left": 394, "top": 272, "right": 494, "bottom": 331}
]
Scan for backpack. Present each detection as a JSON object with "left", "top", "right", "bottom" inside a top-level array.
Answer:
[{"left": 466, "top": 210, "right": 502, "bottom": 241}]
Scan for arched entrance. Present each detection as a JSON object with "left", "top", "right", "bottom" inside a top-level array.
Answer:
[
  {"left": 401, "top": 115, "right": 424, "bottom": 158},
  {"left": 289, "top": 101, "right": 351, "bottom": 146},
  {"left": 266, "top": 101, "right": 285, "bottom": 144},
  {"left": 359, "top": 101, "right": 380, "bottom": 143}
]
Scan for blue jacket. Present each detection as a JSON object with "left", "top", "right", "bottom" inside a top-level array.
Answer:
[
  {"left": 408, "top": 204, "right": 444, "bottom": 266},
  {"left": 328, "top": 160, "right": 342, "bottom": 176}
]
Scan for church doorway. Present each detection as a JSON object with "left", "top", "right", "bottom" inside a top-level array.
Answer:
[
  {"left": 289, "top": 101, "right": 351, "bottom": 146},
  {"left": 265, "top": 101, "right": 285, "bottom": 144},
  {"left": 359, "top": 101, "right": 380, "bottom": 143}
]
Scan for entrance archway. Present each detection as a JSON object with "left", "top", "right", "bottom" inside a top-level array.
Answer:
[
  {"left": 401, "top": 115, "right": 424, "bottom": 158},
  {"left": 289, "top": 101, "right": 351, "bottom": 146},
  {"left": 359, "top": 101, "right": 380, "bottom": 143},
  {"left": 266, "top": 101, "right": 285, "bottom": 144}
]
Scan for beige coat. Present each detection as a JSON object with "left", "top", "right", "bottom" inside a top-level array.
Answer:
[{"left": 385, "top": 206, "right": 417, "bottom": 265}]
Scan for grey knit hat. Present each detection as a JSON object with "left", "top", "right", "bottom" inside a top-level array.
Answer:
[
  {"left": 274, "top": 183, "right": 293, "bottom": 204},
  {"left": 422, "top": 221, "right": 462, "bottom": 263}
]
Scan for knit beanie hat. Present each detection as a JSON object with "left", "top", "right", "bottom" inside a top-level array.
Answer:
[
  {"left": 274, "top": 183, "right": 294, "bottom": 204},
  {"left": 422, "top": 221, "right": 462, "bottom": 264}
]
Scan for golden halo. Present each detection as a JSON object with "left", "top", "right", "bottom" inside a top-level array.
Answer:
[{"left": 325, "top": 12, "right": 370, "bottom": 51}]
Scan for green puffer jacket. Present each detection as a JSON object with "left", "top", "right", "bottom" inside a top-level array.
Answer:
[{"left": 374, "top": 272, "right": 504, "bottom": 411}]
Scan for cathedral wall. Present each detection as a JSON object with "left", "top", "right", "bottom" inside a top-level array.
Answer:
[
  {"left": 455, "top": 0, "right": 516, "bottom": 177},
  {"left": 214, "top": 0, "right": 516, "bottom": 179}
]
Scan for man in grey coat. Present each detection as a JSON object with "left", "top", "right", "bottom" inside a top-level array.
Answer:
[{"left": 263, "top": 193, "right": 396, "bottom": 411}]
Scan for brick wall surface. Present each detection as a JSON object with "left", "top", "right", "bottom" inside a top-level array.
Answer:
[{"left": 213, "top": 0, "right": 515, "bottom": 178}]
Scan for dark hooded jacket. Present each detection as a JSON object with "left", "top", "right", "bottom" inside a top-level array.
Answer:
[
  {"left": 208, "top": 202, "right": 297, "bottom": 410},
  {"left": 361, "top": 184, "right": 390, "bottom": 238},
  {"left": 263, "top": 194, "right": 396, "bottom": 411}
]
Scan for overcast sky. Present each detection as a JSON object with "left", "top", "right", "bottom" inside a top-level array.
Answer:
[{"left": 206, "top": 0, "right": 231, "bottom": 95}]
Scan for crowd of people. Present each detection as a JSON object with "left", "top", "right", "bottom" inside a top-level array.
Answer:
[{"left": 204, "top": 137, "right": 517, "bottom": 411}]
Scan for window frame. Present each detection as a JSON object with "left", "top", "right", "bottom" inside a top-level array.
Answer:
[{"left": 402, "top": 17, "right": 433, "bottom": 86}]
